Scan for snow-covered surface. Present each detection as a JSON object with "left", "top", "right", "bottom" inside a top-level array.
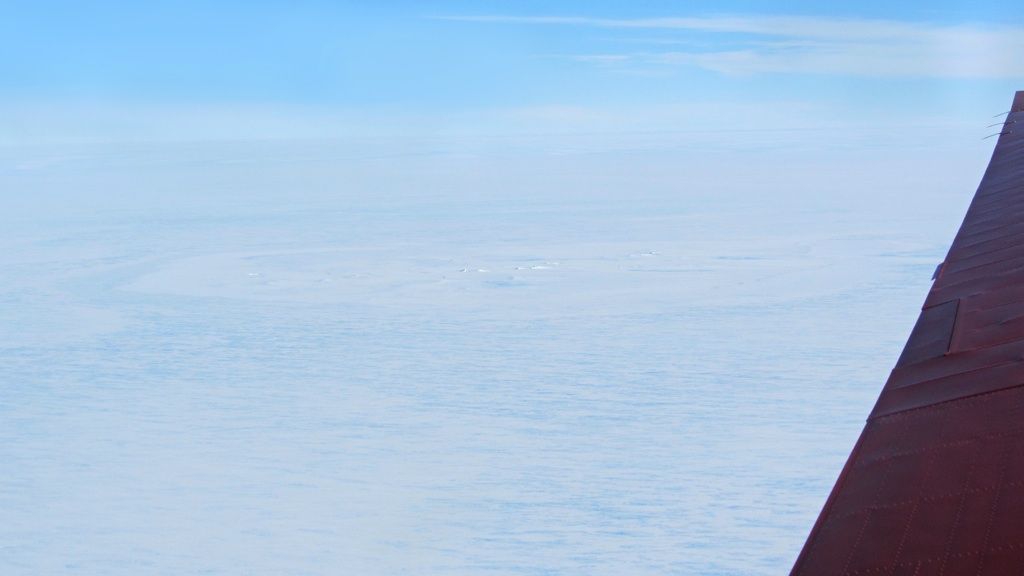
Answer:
[{"left": 0, "top": 135, "right": 989, "bottom": 574}]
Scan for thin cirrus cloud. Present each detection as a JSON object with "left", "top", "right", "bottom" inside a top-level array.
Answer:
[{"left": 441, "top": 14, "right": 1024, "bottom": 79}]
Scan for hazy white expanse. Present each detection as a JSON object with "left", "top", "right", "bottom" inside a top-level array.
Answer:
[{"left": 0, "top": 130, "right": 991, "bottom": 574}]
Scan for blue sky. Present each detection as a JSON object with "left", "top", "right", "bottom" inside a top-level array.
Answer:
[{"left": 2, "top": 0, "right": 1023, "bottom": 143}]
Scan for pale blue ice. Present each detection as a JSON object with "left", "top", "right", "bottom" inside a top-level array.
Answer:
[{"left": 0, "top": 130, "right": 993, "bottom": 574}]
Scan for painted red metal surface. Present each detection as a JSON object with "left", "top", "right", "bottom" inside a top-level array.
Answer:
[{"left": 791, "top": 91, "right": 1024, "bottom": 575}]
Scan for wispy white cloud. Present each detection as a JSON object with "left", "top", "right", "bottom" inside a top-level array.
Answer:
[{"left": 441, "top": 14, "right": 1024, "bottom": 78}]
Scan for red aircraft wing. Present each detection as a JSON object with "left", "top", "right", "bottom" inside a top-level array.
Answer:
[{"left": 792, "top": 91, "right": 1024, "bottom": 575}]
